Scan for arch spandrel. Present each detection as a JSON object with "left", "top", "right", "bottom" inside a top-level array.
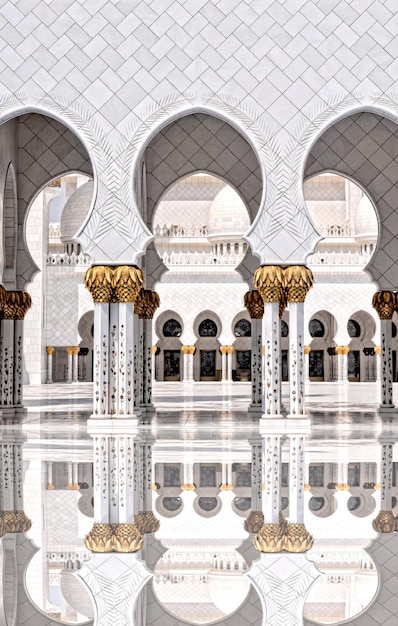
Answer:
[{"left": 302, "top": 102, "right": 398, "bottom": 290}]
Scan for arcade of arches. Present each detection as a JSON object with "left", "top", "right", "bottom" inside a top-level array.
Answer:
[{"left": 2, "top": 4, "right": 398, "bottom": 625}]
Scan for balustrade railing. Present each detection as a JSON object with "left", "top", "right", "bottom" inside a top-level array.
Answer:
[
  {"left": 154, "top": 224, "right": 208, "bottom": 237},
  {"left": 46, "top": 251, "right": 92, "bottom": 266}
]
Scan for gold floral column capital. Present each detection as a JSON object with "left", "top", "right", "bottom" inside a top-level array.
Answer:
[
  {"left": 304, "top": 346, "right": 312, "bottom": 355},
  {"left": 284, "top": 266, "right": 313, "bottom": 303},
  {"left": 134, "top": 289, "right": 160, "bottom": 318},
  {"left": 244, "top": 290, "right": 264, "bottom": 319},
  {"left": 112, "top": 265, "right": 144, "bottom": 303},
  {"left": 181, "top": 345, "right": 195, "bottom": 355},
  {"left": 85, "top": 266, "right": 144, "bottom": 303},
  {"left": 372, "top": 291, "right": 396, "bottom": 320},
  {"left": 253, "top": 265, "right": 285, "bottom": 302},
  {"left": 374, "top": 346, "right": 381, "bottom": 355},
  {"left": 84, "top": 522, "right": 144, "bottom": 552},
  {"left": 244, "top": 511, "right": 264, "bottom": 534},
  {"left": 85, "top": 266, "right": 113, "bottom": 303},
  {"left": 46, "top": 346, "right": 55, "bottom": 355},
  {"left": 335, "top": 346, "right": 350, "bottom": 355},
  {"left": 2, "top": 291, "right": 32, "bottom": 320}
]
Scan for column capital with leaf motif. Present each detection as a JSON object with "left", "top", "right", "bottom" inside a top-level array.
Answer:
[
  {"left": 134, "top": 289, "right": 160, "bottom": 318},
  {"left": 84, "top": 265, "right": 144, "bottom": 303},
  {"left": 0, "top": 290, "right": 32, "bottom": 320},
  {"left": 372, "top": 291, "right": 396, "bottom": 320}
]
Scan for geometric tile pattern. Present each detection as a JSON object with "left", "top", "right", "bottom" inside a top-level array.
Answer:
[
  {"left": 305, "top": 112, "right": 398, "bottom": 290},
  {"left": 2, "top": 2, "right": 398, "bottom": 267}
]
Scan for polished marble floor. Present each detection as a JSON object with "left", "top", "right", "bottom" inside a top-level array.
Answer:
[{"left": 6, "top": 380, "right": 397, "bottom": 624}]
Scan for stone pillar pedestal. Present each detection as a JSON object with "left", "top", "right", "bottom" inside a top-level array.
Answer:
[
  {"left": 246, "top": 552, "right": 320, "bottom": 626},
  {"left": 78, "top": 553, "right": 152, "bottom": 626},
  {"left": 46, "top": 346, "right": 55, "bottom": 383},
  {"left": 181, "top": 346, "right": 195, "bottom": 382}
]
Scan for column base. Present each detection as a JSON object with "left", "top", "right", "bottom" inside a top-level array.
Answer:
[
  {"left": 248, "top": 403, "right": 262, "bottom": 416},
  {"left": 379, "top": 405, "right": 396, "bottom": 413},
  {"left": 78, "top": 552, "right": 152, "bottom": 626}
]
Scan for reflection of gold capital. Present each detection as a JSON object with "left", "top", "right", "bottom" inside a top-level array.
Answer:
[
  {"left": 220, "top": 484, "right": 234, "bottom": 491},
  {"left": 284, "top": 266, "right": 313, "bottom": 303},
  {"left": 372, "top": 509, "right": 395, "bottom": 533},
  {"left": 374, "top": 346, "right": 381, "bottom": 355},
  {"left": 284, "top": 523, "right": 314, "bottom": 552},
  {"left": 84, "top": 522, "right": 143, "bottom": 552},
  {"left": 47, "top": 483, "right": 55, "bottom": 490},
  {"left": 372, "top": 291, "right": 395, "bottom": 320},
  {"left": 244, "top": 511, "right": 264, "bottom": 533},
  {"left": 335, "top": 483, "right": 349, "bottom": 490},
  {"left": 46, "top": 346, "right": 55, "bottom": 355},
  {"left": 304, "top": 346, "right": 311, "bottom": 355},
  {"left": 0, "top": 510, "right": 32, "bottom": 536},
  {"left": 335, "top": 346, "right": 349, "bottom": 355},
  {"left": 254, "top": 522, "right": 285, "bottom": 552},
  {"left": 254, "top": 265, "right": 285, "bottom": 303},
  {"left": 181, "top": 483, "right": 195, "bottom": 491},
  {"left": 244, "top": 291, "right": 264, "bottom": 319},
  {"left": 134, "top": 511, "right": 160, "bottom": 534}
]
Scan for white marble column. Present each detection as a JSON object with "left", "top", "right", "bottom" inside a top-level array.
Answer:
[
  {"left": 254, "top": 265, "right": 286, "bottom": 418},
  {"left": 335, "top": 346, "right": 349, "bottom": 382},
  {"left": 226, "top": 345, "right": 234, "bottom": 381},
  {"left": 85, "top": 266, "right": 142, "bottom": 418},
  {"left": 375, "top": 346, "right": 381, "bottom": 382},
  {"left": 46, "top": 461, "right": 55, "bottom": 490},
  {"left": 245, "top": 297, "right": 263, "bottom": 410},
  {"left": 285, "top": 266, "right": 313, "bottom": 418},
  {"left": 135, "top": 291, "right": 159, "bottom": 412},
  {"left": 72, "top": 346, "right": 79, "bottom": 383},
  {"left": 0, "top": 290, "right": 31, "bottom": 415},
  {"left": 304, "top": 346, "right": 311, "bottom": 384},
  {"left": 372, "top": 292, "right": 395, "bottom": 410},
  {"left": 181, "top": 345, "right": 195, "bottom": 382},
  {"left": 220, "top": 346, "right": 227, "bottom": 381},
  {"left": 66, "top": 347, "right": 73, "bottom": 383},
  {"left": 182, "top": 460, "right": 195, "bottom": 491},
  {"left": 46, "top": 346, "right": 55, "bottom": 384}
]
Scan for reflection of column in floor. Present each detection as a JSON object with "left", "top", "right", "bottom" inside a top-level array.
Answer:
[
  {"left": 220, "top": 345, "right": 227, "bottom": 381},
  {"left": 373, "top": 441, "right": 396, "bottom": 532},
  {"left": 244, "top": 435, "right": 263, "bottom": 532},
  {"left": 335, "top": 346, "right": 349, "bottom": 382}
]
